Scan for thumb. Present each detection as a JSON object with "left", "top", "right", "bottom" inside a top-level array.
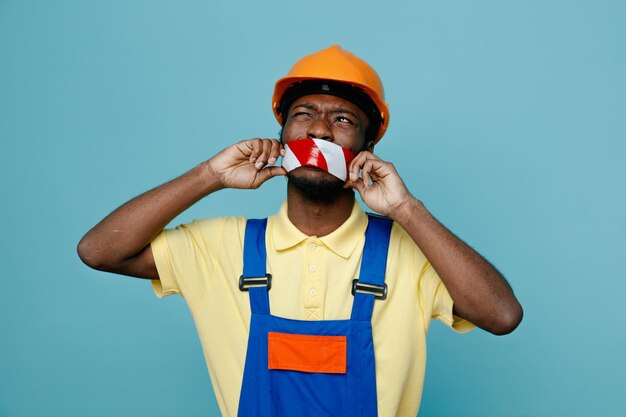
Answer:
[
  {"left": 350, "top": 178, "right": 366, "bottom": 196},
  {"left": 255, "top": 165, "right": 287, "bottom": 186}
]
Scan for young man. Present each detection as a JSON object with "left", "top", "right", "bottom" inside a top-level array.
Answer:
[{"left": 78, "top": 45, "right": 522, "bottom": 417}]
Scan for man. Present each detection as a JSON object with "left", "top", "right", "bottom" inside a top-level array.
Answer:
[{"left": 78, "top": 45, "right": 522, "bottom": 417}]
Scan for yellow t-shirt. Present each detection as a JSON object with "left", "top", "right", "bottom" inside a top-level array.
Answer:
[{"left": 151, "top": 200, "right": 474, "bottom": 417}]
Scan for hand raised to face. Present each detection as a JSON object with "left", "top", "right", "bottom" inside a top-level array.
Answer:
[
  {"left": 206, "top": 138, "right": 286, "bottom": 190},
  {"left": 344, "top": 151, "right": 413, "bottom": 218}
]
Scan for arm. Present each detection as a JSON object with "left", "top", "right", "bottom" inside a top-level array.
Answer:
[
  {"left": 346, "top": 151, "right": 523, "bottom": 335},
  {"left": 77, "top": 139, "right": 285, "bottom": 279}
]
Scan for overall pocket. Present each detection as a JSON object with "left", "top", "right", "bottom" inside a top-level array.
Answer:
[{"left": 268, "top": 332, "right": 348, "bottom": 417}]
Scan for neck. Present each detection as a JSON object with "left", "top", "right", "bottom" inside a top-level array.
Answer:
[{"left": 286, "top": 182, "right": 356, "bottom": 237}]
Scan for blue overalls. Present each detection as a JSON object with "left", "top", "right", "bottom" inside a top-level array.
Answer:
[{"left": 237, "top": 215, "right": 392, "bottom": 417}]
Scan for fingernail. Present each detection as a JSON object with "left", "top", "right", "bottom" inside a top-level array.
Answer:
[
  {"left": 349, "top": 172, "right": 356, "bottom": 180},
  {"left": 268, "top": 157, "right": 276, "bottom": 165},
  {"left": 255, "top": 161, "right": 264, "bottom": 169}
]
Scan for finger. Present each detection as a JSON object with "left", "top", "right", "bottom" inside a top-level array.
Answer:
[
  {"left": 254, "top": 139, "right": 273, "bottom": 169},
  {"left": 362, "top": 160, "right": 375, "bottom": 187},
  {"left": 343, "top": 177, "right": 355, "bottom": 189},
  {"left": 349, "top": 151, "right": 378, "bottom": 181},
  {"left": 367, "top": 161, "right": 383, "bottom": 182},
  {"left": 350, "top": 151, "right": 378, "bottom": 167},
  {"left": 368, "top": 170, "right": 381, "bottom": 182},
  {"left": 349, "top": 152, "right": 367, "bottom": 182},
  {"left": 351, "top": 177, "right": 366, "bottom": 195},
  {"left": 249, "top": 139, "right": 264, "bottom": 163},
  {"left": 268, "top": 139, "right": 281, "bottom": 165},
  {"left": 256, "top": 165, "right": 287, "bottom": 186}
]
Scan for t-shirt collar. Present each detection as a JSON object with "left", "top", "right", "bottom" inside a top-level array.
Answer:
[{"left": 271, "top": 199, "right": 368, "bottom": 259}]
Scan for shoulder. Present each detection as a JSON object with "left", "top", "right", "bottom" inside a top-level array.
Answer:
[
  {"left": 388, "top": 221, "right": 429, "bottom": 266},
  {"left": 189, "top": 216, "right": 247, "bottom": 232},
  {"left": 160, "top": 216, "right": 248, "bottom": 248}
]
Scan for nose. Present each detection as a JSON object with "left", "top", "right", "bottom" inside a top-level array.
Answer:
[{"left": 306, "top": 118, "right": 333, "bottom": 141}]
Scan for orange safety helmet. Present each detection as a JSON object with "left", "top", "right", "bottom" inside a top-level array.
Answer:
[{"left": 273, "top": 45, "right": 390, "bottom": 143}]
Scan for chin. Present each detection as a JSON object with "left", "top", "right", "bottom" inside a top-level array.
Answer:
[{"left": 287, "top": 169, "right": 346, "bottom": 201}]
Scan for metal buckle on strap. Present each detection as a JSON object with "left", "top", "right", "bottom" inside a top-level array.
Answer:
[
  {"left": 351, "top": 279, "right": 387, "bottom": 300},
  {"left": 239, "top": 274, "right": 272, "bottom": 291}
]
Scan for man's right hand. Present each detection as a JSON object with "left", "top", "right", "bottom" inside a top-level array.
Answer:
[{"left": 206, "top": 138, "right": 286, "bottom": 190}]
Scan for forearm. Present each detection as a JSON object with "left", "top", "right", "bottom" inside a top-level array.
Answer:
[
  {"left": 78, "top": 161, "right": 219, "bottom": 270},
  {"left": 392, "top": 198, "right": 523, "bottom": 335}
]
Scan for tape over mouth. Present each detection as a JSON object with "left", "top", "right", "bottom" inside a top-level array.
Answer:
[{"left": 281, "top": 139, "right": 356, "bottom": 182}]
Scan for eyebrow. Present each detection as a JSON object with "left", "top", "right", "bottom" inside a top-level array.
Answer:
[{"left": 292, "top": 103, "right": 360, "bottom": 119}]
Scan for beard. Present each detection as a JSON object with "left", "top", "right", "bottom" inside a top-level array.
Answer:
[{"left": 287, "top": 169, "right": 347, "bottom": 202}]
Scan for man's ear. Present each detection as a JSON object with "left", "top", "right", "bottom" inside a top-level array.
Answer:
[{"left": 365, "top": 140, "right": 375, "bottom": 153}]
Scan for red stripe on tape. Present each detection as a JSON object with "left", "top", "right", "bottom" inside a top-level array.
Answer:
[{"left": 288, "top": 139, "right": 329, "bottom": 172}]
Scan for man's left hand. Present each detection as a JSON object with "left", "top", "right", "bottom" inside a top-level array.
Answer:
[{"left": 345, "top": 151, "right": 413, "bottom": 218}]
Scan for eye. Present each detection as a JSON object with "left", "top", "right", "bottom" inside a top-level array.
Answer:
[
  {"left": 293, "top": 111, "right": 312, "bottom": 119},
  {"left": 335, "top": 116, "right": 354, "bottom": 125}
]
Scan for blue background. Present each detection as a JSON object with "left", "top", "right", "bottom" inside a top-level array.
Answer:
[{"left": 1, "top": 1, "right": 625, "bottom": 416}]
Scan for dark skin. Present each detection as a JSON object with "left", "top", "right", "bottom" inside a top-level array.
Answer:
[
  {"left": 281, "top": 94, "right": 373, "bottom": 237},
  {"left": 78, "top": 93, "right": 523, "bottom": 335}
]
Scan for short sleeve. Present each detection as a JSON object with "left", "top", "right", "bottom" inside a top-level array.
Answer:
[
  {"left": 418, "top": 262, "right": 475, "bottom": 334},
  {"left": 150, "top": 218, "right": 229, "bottom": 309},
  {"left": 150, "top": 230, "right": 181, "bottom": 298}
]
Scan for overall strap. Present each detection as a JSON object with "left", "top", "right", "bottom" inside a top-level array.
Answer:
[
  {"left": 241, "top": 218, "right": 270, "bottom": 315},
  {"left": 351, "top": 215, "right": 393, "bottom": 322}
]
